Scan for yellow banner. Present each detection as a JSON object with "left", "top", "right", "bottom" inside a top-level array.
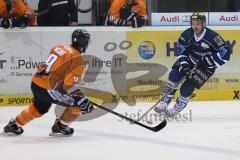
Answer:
[
  {"left": 0, "top": 95, "right": 33, "bottom": 106},
  {"left": 126, "top": 29, "right": 240, "bottom": 101}
]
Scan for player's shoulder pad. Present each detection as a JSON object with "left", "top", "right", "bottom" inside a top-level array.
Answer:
[
  {"left": 50, "top": 45, "right": 62, "bottom": 51},
  {"left": 205, "top": 27, "right": 226, "bottom": 47},
  {"left": 179, "top": 28, "right": 192, "bottom": 43},
  {"left": 50, "top": 45, "right": 66, "bottom": 54}
]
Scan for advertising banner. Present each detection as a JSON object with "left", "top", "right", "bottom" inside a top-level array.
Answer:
[
  {"left": 151, "top": 12, "right": 209, "bottom": 26},
  {"left": 209, "top": 12, "right": 240, "bottom": 26},
  {"left": 152, "top": 12, "right": 240, "bottom": 26},
  {"left": 0, "top": 27, "right": 240, "bottom": 106}
]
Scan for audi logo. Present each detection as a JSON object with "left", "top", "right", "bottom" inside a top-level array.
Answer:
[{"left": 181, "top": 15, "right": 191, "bottom": 22}]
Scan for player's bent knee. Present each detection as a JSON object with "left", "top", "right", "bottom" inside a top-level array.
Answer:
[
  {"left": 69, "top": 106, "right": 81, "bottom": 115},
  {"left": 29, "top": 104, "right": 43, "bottom": 118},
  {"left": 33, "top": 102, "right": 52, "bottom": 115},
  {"left": 169, "top": 69, "right": 184, "bottom": 83}
]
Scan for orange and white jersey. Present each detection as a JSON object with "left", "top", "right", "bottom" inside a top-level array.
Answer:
[
  {"left": 109, "top": 0, "right": 147, "bottom": 23},
  {"left": 0, "top": 0, "right": 36, "bottom": 25},
  {"left": 32, "top": 45, "right": 85, "bottom": 92}
]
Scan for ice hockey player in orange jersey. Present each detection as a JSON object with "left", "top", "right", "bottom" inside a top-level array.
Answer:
[
  {"left": 3, "top": 29, "right": 94, "bottom": 136},
  {"left": 106, "top": 0, "right": 147, "bottom": 27},
  {"left": 0, "top": 0, "right": 36, "bottom": 28}
]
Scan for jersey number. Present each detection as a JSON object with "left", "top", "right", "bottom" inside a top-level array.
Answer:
[
  {"left": 45, "top": 54, "right": 58, "bottom": 73},
  {"left": 45, "top": 46, "right": 73, "bottom": 73}
]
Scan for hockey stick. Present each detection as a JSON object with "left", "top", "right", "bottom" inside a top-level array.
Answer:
[
  {"left": 136, "top": 63, "right": 199, "bottom": 123},
  {"left": 135, "top": 102, "right": 159, "bottom": 124},
  {"left": 91, "top": 101, "right": 167, "bottom": 132}
]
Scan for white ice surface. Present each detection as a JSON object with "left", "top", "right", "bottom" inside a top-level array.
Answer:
[{"left": 0, "top": 101, "right": 240, "bottom": 160}]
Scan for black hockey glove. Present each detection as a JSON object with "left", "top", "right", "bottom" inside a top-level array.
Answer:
[
  {"left": 73, "top": 95, "right": 94, "bottom": 114},
  {"left": 131, "top": 16, "right": 145, "bottom": 28},
  {"left": 18, "top": 14, "right": 30, "bottom": 28},
  {"left": 179, "top": 62, "right": 190, "bottom": 75}
]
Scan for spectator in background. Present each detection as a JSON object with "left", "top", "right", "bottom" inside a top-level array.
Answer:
[
  {"left": 105, "top": 0, "right": 147, "bottom": 28},
  {"left": 37, "top": 0, "right": 78, "bottom": 26},
  {"left": 235, "top": 0, "right": 240, "bottom": 11},
  {"left": 0, "top": 0, "right": 36, "bottom": 29}
]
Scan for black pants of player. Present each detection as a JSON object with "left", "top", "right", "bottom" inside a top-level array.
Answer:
[{"left": 31, "top": 82, "right": 65, "bottom": 114}]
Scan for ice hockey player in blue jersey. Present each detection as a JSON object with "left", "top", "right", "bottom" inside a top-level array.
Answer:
[{"left": 154, "top": 12, "right": 231, "bottom": 117}]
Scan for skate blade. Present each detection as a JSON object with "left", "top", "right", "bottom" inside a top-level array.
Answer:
[
  {"left": 0, "top": 131, "right": 20, "bottom": 136},
  {"left": 49, "top": 132, "right": 73, "bottom": 137},
  {"left": 154, "top": 107, "right": 166, "bottom": 113}
]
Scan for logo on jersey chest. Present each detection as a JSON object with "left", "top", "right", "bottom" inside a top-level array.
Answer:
[
  {"left": 200, "top": 42, "right": 209, "bottom": 49},
  {"left": 194, "top": 42, "right": 209, "bottom": 49}
]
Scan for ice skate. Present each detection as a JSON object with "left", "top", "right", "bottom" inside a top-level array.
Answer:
[
  {"left": 154, "top": 80, "right": 178, "bottom": 114},
  {"left": 154, "top": 93, "right": 174, "bottom": 114},
  {"left": 154, "top": 100, "right": 168, "bottom": 113},
  {"left": 2, "top": 119, "right": 23, "bottom": 135},
  {"left": 165, "top": 94, "right": 190, "bottom": 117},
  {"left": 49, "top": 119, "right": 74, "bottom": 137}
]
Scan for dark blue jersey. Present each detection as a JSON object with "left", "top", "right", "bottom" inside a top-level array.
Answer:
[{"left": 177, "top": 27, "right": 231, "bottom": 69}]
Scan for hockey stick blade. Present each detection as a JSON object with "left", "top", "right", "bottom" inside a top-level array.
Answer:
[
  {"left": 91, "top": 102, "right": 167, "bottom": 132},
  {"left": 149, "top": 119, "right": 167, "bottom": 132}
]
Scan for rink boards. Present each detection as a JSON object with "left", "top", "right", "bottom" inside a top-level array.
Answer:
[{"left": 0, "top": 27, "right": 240, "bottom": 106}]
